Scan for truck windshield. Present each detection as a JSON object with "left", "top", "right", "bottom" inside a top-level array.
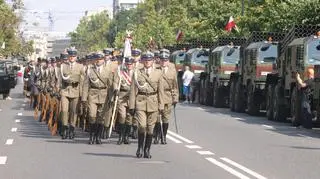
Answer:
[
  {"left": 0, "top": 63, "right": 6, "bottom": 74},
  {"left": 223, "top": 47, "right": 240, "bottom": 64},
  {"left": 307, "top": 39, "right": 320, "bottom": 65},
  {"left": 192, "top": 51, "right": 208, "bottom": 67},
  {"left": 258, "top": 44, "right": 278, "bottom": 63},
  {"left": 175, "top": 53, "right": 185, "bottom": 64}
]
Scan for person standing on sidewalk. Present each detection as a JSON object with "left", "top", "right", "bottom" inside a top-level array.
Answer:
[{"left": 182, "top": 66, "right": 194, "bottom": 103}]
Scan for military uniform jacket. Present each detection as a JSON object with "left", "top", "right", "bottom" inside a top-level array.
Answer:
[
  {"left": 82, "top": 64, "right": 110, "bottom": 104},
  {"left": 49, "top": 66, "right": 60, "bottom": 90},
  {"left": 160, "top": 64, "right": 179, "bottom": 105},
  {"left": 59, "top": 62, "right": 85, "bottom": 98},
  {"left": 129, "top": 67, "right": 164, "bottom": 112},
  {"left": 113, "top": 67, "right": 133, "bottom": 106},
  {"left": 39, "top": 67, "right": 50, "bottom": 90},
  {"left": 29, "top": 66, "right": 41, "bottom": 95}
]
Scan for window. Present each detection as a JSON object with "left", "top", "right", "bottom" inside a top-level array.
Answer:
[
  {"left": 307, "top": 39, "right": 320, "bottom": 65},
  {"left": 223, "top": 47, "right": 240, "bottom": 64},
  {"left": 258, "top": 44, "right": 278, "bottom": 63}
]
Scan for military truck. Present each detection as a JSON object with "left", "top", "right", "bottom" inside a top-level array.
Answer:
[
  {"left": 209, "top": 37, "right": 247, "bottom": 107},
  {"left": 0, "top": 60, "right": 19, "bottom": 99},
  {"left": 229, "top": 32, "right": 286, "bottom": 114},
  {"left": 265, "top": 25, "right": 320, "bottom": 127},
  {"left": 169, "top": 49, "right": 187, "bottom": 100}
]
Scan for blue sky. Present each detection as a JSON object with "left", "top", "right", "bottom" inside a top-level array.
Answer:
[{"left": 22, "top": 0, "right": 114, "bottom": 33}]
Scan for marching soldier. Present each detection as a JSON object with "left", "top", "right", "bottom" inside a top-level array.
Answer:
[
  {"left": 103, "top": 48, "right": 113, "bottom": 65},
  {"left": 154, "top": 49, "right": 179, "bottom": 144},
  {"left": 82, "top": 52, "right": 111, "bottom": 144},
  {"left": 130, "top": 48, "right": 142, "bottom": 139},
  {"left": 153, "top": 50, "right": 161, "bottom": 68},
  {"left": 113, "top": 57, "right": 134, "bottom": 145},
  {"left": 24, "top": 60, "right": 35, "bottom": 97},
  {"left": 30, "top": 59, "right": 41, "bottom": 109},
  {"left": 59, "top": 47, "right": 85, "bottom": 140},
  {"left": 129, "top": 51, "right": 164, "bottom": 158}
]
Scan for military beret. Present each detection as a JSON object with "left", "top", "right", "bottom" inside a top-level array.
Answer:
[
  {"left": 159, "top": 48, "right": 170, "bottom": 59},
  {"left": 103, "top": 48, "right": 113, "bottom": 55},
  {"left": 67, "top": 47, "right": 77, "bottom": 56},
  {"left": 132, "top": 49, "right": 141, "bottom": 57},
  {"left": 141, "top": 51, "right": 154, "bottom": 61}
]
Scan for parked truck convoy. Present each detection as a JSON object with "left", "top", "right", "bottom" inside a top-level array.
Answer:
[{"left": 169, "top": 25, "right": 320, "bottom": 128}]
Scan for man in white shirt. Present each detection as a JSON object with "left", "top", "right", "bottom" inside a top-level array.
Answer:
[{"left": 182, "top": 66, "right": 194, "bottom": 103}]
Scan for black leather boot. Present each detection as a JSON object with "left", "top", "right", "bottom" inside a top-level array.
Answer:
[
  {"left": 153, "top": 122, "right": 160, "bottom": 144},
  {"left": 88, "top": 123, "right": 95, "bottom": 145},
  {"left": 136, "top": 133, "right": 144, "bottom": 158},
  {"left": 95, "top": 124, "right": 103, "bottom": 144},
  {"left": 144, "top": 134, "right": 153, "bottom": 159},
  {"left": 61, "top": 125, "right": 68, "bottom": 140},
  {"left": 69, "top": 126, "right": 75, "bottom": 139},
  {"left": 123, "top": 124, "right": 131, "bottom": 144},
  {"left": 132, "top": 126, "right": 138, "bottom": 139},
  {"left": 161, "top": 123, "right": 169, "bottom": 145},
  {"left": 117, "top": 123, "right": 125, "bottom": 145}
]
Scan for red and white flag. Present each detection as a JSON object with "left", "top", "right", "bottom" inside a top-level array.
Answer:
[
  {"left": 176, "top": 30, "right": 183, "bottom": 41},
  {"left": 225, "top": 16, "right": 239, "bottom": 32}
]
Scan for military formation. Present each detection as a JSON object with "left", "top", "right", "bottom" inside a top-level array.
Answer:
[{"left": 23, "top": 47, "right": 179, "bottom": 159}]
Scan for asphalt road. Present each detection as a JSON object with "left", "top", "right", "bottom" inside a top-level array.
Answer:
[{"left": 1, "top": 84, "right": 320, "bottom": 179}]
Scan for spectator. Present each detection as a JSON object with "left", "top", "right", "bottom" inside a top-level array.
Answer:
[{"left": 182, "top": 66, "right": 194, "bottom": 103}]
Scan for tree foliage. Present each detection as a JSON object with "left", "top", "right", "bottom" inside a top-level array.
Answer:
[{"left": 71, "top": 0, "right": 320, "bottom": 52}]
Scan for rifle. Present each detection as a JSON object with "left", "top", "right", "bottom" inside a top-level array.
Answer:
[
  {"left": 51, "top": 94, "right": 61, "bottom": 136},
  {"left": 41, "top": 92, "right": 51, "bottom": 123},
  {"left": 34, "top": 94, "right": 40, "bottom": 121}
]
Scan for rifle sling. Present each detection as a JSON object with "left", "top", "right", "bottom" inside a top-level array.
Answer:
[
  {"left": 92, "top": 67, "right": 108, "bottom": 87},
  {"left": 139, "top": 70, "right": 157, "bottom": 92}
]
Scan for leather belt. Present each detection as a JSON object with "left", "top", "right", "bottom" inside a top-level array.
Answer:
[
  {"left": 63, "top": 82, "right": 79, "bottom": 87},
  {"left": 138, "top": 92, "right": 157, "bottom": 96},
  {"left": 120, "top": 89, "right": 129, "bottom": 92},
  {"left": 165, "top": 89, "right": 172, "bottom": 92},
  {"left": 91, "top": 86, "right": 107, "bottom": 90}
]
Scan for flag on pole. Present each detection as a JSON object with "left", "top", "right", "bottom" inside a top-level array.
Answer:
[
  {"left": 1, "top": 42, "right": 5, "bottom": 49},
  {"left": 225, "top": 16, "right": 239, "bottom": 32},
  {"left": 176, "top": 30, "right": 183, "bottom": 42}
]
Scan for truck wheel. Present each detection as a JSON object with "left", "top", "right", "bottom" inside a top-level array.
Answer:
[
  {"left": 213, "top": 83, "right": 223, "bottom": 108},
  {"left": 235, "top": 80, "right": 245, "bottom": 112},
  {"left": 291, "top": 87, "right": 301, "bottom": 126},
  {"left": 247, "top": 84, "right": 259, "bottom": 115},
  {"left": 3, "top": 92, "right": 9, "bottom": 99},
  {"left": 266, "top": 85, "right": 274, "bottom": 120},
  {"left": 273, "top": 85, "right": 286, "bottom": 121},
  {"left": 229, "top": 80, "right": 236, "bottom": 111}
]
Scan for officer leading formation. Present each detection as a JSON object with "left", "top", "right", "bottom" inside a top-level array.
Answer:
[{"left": 24, "top": 42, "right": 179, "bottom": 159}]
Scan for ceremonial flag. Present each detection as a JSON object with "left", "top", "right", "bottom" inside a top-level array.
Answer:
[
  {"left": 1, "top": 42, "right": 5, "bottom": 49},
  {"left": 225, "top": 16, "right": 239, "bottom": 32},
  {"left": 176, "top": 30, "right": 183, "bottom": 42}
]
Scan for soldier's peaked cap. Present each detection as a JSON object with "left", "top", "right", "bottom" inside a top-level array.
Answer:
[
  {"left": 67, "top": 47, "right": 77, "bottom": 56},
  {"left": 94, "top": 52, "right": 105, "bottom": 59},
  {"left": 103, "top": 48, "right": 113, "bottom": 55},
  {"left": 132, "top": 49, "right": 141, "bottom": 56},
  {"left": 159, "top": 48, "right": 170, "bottom": 59},
  {"left": 141, "top": 51, "right": 154, "bottom": 60},
  {"left": 153, "top": 50, "right": 160, "bottom": 57},
  {"left": 125, "top": 57, "right": 134, "bottom": 64},
  {"left": 60, "top": 53, "right": 68, "bottom": 60}
]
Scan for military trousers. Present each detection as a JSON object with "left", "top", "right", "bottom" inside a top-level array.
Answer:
[
  {"left": 117, "top": 101, "right": 133, "bottom": 125},
  {"left": 61, "top": 96, "right": 79, "bottom": 127},
  {"left": 88, "top": 101, "right": 104, "bottom": 124},
  {"left": 135, "top": 111, "right": 157, "bottom": 135},
  {"left": 157, "top": 104, "right": 172, "bottom": 124}
]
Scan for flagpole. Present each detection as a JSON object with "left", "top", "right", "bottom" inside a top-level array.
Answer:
[{"left": 241, "top": 0, "right": 244, "bottom": 16}]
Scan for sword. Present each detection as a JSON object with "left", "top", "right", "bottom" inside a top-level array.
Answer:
[
  {"left": 174, "top": 104, "right": 179, "bottom": 133},
  {"left": 159, "top": 113, "right": 164, "bottom": 141}
]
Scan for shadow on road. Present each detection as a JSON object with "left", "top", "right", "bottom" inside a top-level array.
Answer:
[
  {"left": 290, "top": 146, "right": 320, "bottom": 150},
  {"left": 83, "top": 152, "right": 136, "bottom": 158}
]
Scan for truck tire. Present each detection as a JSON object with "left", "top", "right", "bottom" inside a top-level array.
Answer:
[
  {"left": 266, "top": 85, "right": 274, "bottom": 120},
  {"left": 229, "top": 80, "right": 236, "bottom": 111},
  {"left": 291, "top": 87, "right": 301, "bottom": 126},
  {"left": 213, "top": 83, "right": 223, "bottom": 108},
  {"left": 272, "top": 85, "right": 286, "bottom": 121},
  {"left": 247, "top": 84, "right": 259, "bottom": 115},
  {"left": 235, "top": 79, "right": 245, "bottom": 113}
]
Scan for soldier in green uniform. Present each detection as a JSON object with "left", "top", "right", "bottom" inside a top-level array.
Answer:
[
  {"left": 153, "top": 49, "right": 179, "bottom": 144},
  {"left": 59, "top": 47, "right": 85, "bottom": 139},
  {"left": 129, "top": 51, "right": 165, "bottom": 158},
  {"left": 82, "top": 52, "right": 111, "bottom": 144},
  {"left": 113, "top": 57, "right": 134, "bottom": 145}
]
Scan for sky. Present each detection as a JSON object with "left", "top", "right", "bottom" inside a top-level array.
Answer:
[{"left": 22, "top": 0, "right": 114, "bottom": 34}]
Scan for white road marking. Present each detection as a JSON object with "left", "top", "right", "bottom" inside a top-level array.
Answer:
[
  {"left": 167, "top": 131, "right": 194, "bottom": 144},
  {"left": 5, "top": 139, "right": 14, "bottom": 145},
  {"left": 166, "top": 135, "right": 182, "bottom": 144},
  {"left": 262, "top": 125, "right": 274, "bottom": 129},
  {"left": 17, "top": 113, "right": 23, "bottom": 116},
  {"left": 15, "top": 119, "right": 21, "bottom": 123},
  {"left": 197, "top": 107, "right": 206, "bottom": 111},
  {"left": 0, "top": 156, "right": 7, "bottom": 164},
  {"left": 185, "top": 145, "right": 202, "bottom": 149},
  {"left": 11, "top": 128, "right": 17, "bottom": 132},
  {"left": 205, "top": 158, "right": 250, "bottom": 179},
  {"left": 22, "top": 104, "right": 26, "bottom": 107},
  {"left": 0, "top": 109, "right": 2, "bottom": 112},
  {"left": 221, "top": 157, "right": 267, "bottom": 179},
  {"left": 297, "top": 134, "right": 309, "bottom": 138},
  {"left": 197, "top": 151, "right": 214, "bottom": 155},
  {"left": 235, "top": 117, "right": 245, "bottom": 121}
]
